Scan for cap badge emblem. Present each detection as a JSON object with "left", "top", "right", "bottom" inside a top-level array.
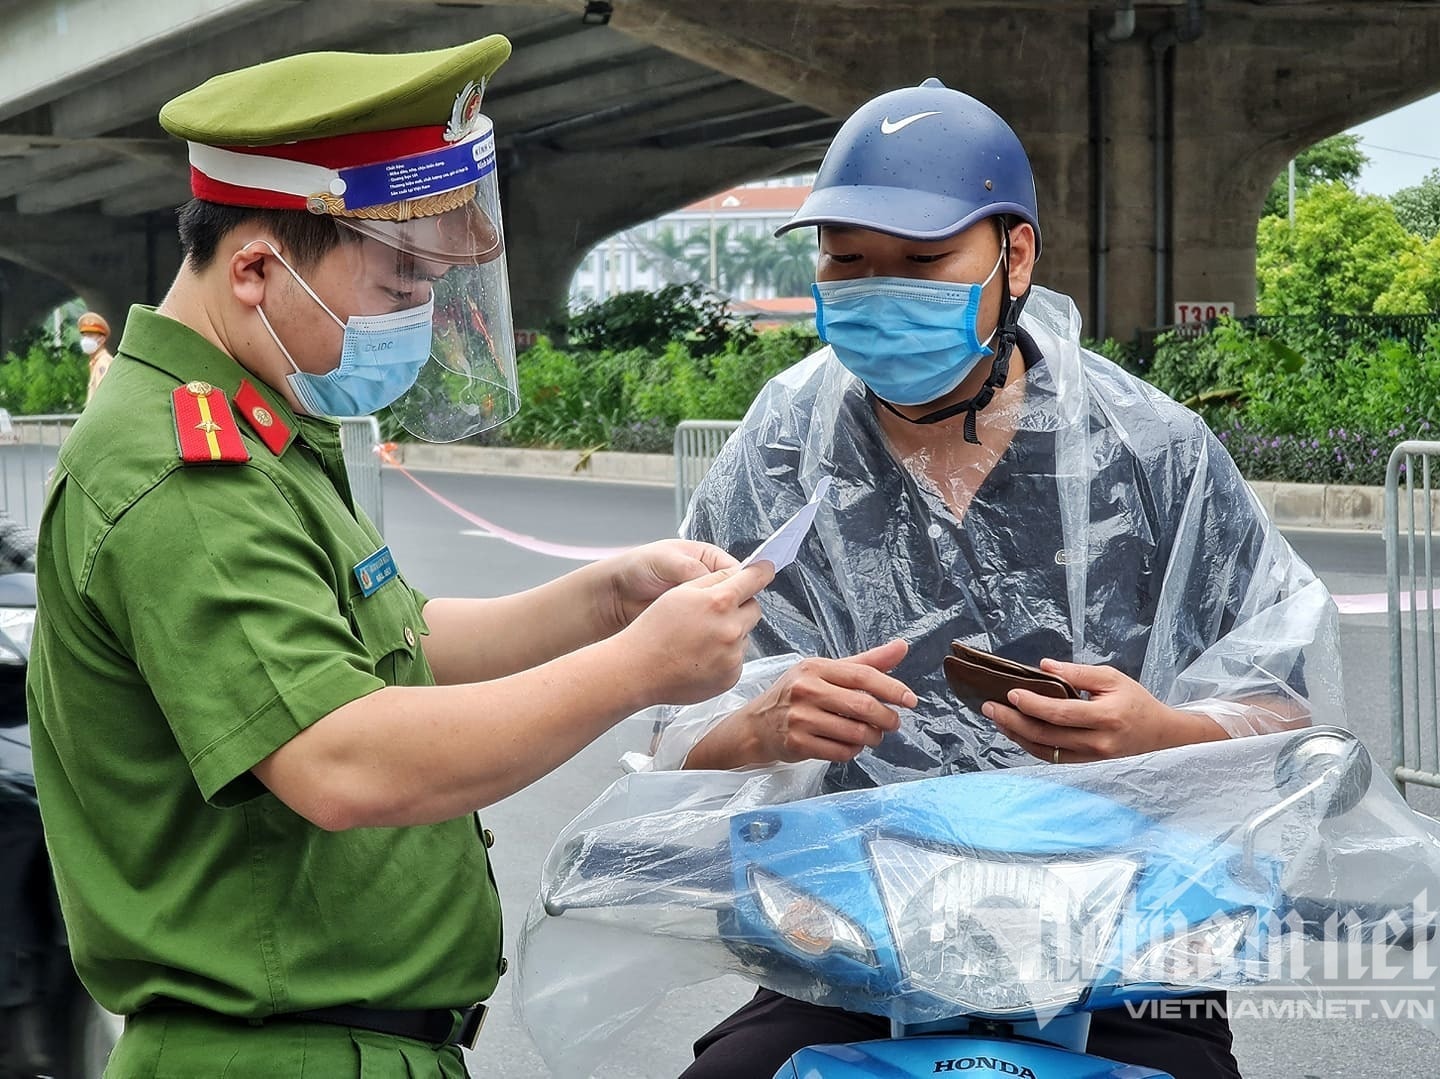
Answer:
[{"left": 444, "top": 80, "right": 486, "bottom": 143}]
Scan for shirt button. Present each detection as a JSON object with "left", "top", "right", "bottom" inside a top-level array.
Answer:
[
  {"left": 403, "top": 626, "right": 416, "bottom": 648},
  {"left": 498, "top": 956, "right": 509, "bottom": 976},
  {"left": 482, "top": 828, "right": 495, "bottom": 848}
]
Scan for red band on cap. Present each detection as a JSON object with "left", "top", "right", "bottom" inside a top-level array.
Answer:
[
  {"left": 188, "top": 124, "right": 457, "bottom": 205},
  {"left": 189, "top": 167, "right": 309, "bottom": 209},
  {"left": 238, "top": 125, "right": 450, "bottom": 169}
]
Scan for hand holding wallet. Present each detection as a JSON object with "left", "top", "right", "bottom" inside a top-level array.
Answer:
[{"left": 943, "top": 641, "right": 1080, "bottom": 715}]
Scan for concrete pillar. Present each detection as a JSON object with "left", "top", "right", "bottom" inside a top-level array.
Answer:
[
  {"left": 1097, "top": 5, "right": 1440, "bottom": 339},
  {"left": 0, "top": 211, "right": 181, "bottom": 353},
  {"left": 610, "top": 0, "right": 1440, "bottom": 344},
  {"left": 0, "top": 261, "right": 72, "bottom": 354}
]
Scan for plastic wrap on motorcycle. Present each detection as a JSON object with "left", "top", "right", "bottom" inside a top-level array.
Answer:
[{"left": 518, "top": 728, "right": 1440, "bottom": 1078}]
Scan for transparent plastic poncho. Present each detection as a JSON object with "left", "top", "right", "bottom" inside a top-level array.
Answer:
[
  {"left": 518, "top": 730, "right": 1440, "bottom": 1077},
  {"left": 657, "top": 286, "right": 1344, "bottom": 785}
]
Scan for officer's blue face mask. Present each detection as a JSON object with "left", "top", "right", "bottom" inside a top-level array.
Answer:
[
  {"left": 811, "top": 247, "right": 1006, "bottom": 407},
  {"left": 248, "top": 240, "right": 435, "bottom": 419}
]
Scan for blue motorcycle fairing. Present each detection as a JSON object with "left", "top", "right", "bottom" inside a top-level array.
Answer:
[
  {"left": 725, "top": 768, "right": 1280, "bottom": 1019},
  {"left": 774, "top": 1034, "right": 1170, "bottom": 1079}
]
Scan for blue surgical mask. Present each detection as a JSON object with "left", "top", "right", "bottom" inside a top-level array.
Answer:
[
  {"left": 812, "top": 249, "right": 1004, "bottom": 406},
  {"left": 249, "top": 241, "right": 435, "bottom": 419}
]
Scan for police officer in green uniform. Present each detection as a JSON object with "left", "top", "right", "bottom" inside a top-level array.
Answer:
[{"left": 26, "top": 36, "right": 773, "bottom": 1078}]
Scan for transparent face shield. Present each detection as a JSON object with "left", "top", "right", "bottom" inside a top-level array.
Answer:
[{"left": 333, "top": 116, "right": 519, "bottom": 443}]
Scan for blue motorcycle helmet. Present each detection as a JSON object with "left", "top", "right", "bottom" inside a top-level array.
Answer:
[
  {"left": 779, "top": 78, "right": 1041, "bottom": 442},
  {"left": 777, "top": 78, "right": 1040, "bottom": 250}
]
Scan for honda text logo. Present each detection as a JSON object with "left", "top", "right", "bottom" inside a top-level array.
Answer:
[{"left": 933, "top": 1057, "right": 1037, "bottom": 1077}]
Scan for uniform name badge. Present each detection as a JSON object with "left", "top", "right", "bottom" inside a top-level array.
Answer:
[{"left": 353, "top": 546, "right": 397, "bottom": 598}]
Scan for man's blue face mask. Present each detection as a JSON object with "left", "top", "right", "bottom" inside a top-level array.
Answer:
[
  {"left": 811, "top": 246, "right": 1005, "bottom": 407},
  {"left": 249, "top": 240, "right": 435, "bottom": 419}
]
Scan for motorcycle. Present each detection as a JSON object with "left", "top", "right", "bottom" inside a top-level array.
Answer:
[
  {"left": 0, "top": 540, "right": 119, "bottom": 1078},
  {"left": 519, "top": 727, "right": 1440, "bottom": 1079}
]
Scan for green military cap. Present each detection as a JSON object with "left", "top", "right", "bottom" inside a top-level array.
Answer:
[
  {"left": 158, "top": 36, "right": 511, "bottom": 230},
  {"left": 160, "top": 36, "right": 511, "bottom": 147}
]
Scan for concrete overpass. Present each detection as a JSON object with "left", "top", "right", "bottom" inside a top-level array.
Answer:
[{"left": 1, "top": 0, "right": 1438, "bottom": 352}]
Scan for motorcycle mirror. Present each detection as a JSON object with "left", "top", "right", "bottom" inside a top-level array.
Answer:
[{"left": 1274, "top": 726, "right": 1373, "bottom": 820}]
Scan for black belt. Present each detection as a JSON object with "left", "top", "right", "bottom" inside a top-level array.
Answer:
[
  {"left": 149, "top": 1000, "right": 488, "bottom": 1050},
  {"left": 290, "top": 1003, "right": 487, "bottom": 1049}
]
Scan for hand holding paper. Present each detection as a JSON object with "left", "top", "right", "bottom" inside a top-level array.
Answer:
[{"left": 741, "top": 476, "right": 833, "bottom": 573}]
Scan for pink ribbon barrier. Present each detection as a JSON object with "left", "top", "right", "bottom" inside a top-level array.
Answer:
[{"left": 379, "top": 446, "right": 635, "bottom": 562}]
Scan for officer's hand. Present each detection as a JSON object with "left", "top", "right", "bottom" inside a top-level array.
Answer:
[
  {"left": 621, "top": 561, "right": 774, "bottom": 705},
  {"left": 604, "top": 539, "right": 739, "bottom": 631},
  {"left": 730, "top": 640, "right": 916, "bottom": 765},
  {"left": 982, "top": 660, "right": 1226, "bottom": 763}
]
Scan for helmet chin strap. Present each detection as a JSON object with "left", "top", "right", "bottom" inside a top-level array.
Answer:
[{"left": 873, "top": 226, "right": 1028, "bottom": 445}]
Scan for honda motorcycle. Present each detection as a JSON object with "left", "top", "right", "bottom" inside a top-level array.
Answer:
[{"left": 522, "top": 727, "right": 1440, "bottom": 1078}]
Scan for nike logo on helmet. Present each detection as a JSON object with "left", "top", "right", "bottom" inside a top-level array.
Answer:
[{"left": 880, "top": 110, "right": 940, "bottom": 135}]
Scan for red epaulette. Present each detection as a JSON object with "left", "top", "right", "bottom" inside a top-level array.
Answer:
[
  {"left": 234, "top": 379, "right": 291, "bottom": 456},
  {"left": 172, "top": 381, "right": 249, "bottom": 465}
]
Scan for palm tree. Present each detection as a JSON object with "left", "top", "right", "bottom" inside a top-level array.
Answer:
[
  {"left": 684, "top": 224, "right": 750, "bottom": 296},
  {"left": 770, "top": 231, "right": 819, "bottom": 297},
  {"left": 730, "top": 232, "right": 777, "bottom": 297},
  {"left": 638, "top": 225, "right": 707, "bottom": 285}
]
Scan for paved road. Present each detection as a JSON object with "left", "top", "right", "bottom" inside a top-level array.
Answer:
[{"left": 375, "top": 467, "right": 1440, "bottom": 1079}]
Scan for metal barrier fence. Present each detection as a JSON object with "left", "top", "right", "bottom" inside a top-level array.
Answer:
[
  {"left": 0, "top": 413, "right": 79, "bottom": 531},
  {"left": 339, "top": 416, "right": 384, "bottom": 534},
  {"left": 673, "top": 419, "right": 740, "bottom": 527},
  {"left": 0, "top": 410, "right": 384, "bottom": 536},
  {"left": 1386, "top": 441, "right": 1440, "bottom": 796}
]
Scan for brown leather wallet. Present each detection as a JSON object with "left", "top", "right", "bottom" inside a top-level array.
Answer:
[{"left": 943, "top": 642, "right": 1079, "bottom": 714}]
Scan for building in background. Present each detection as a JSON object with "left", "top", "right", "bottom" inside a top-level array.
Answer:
[{"left": 569, "top": 175, "right": 817, "bottom": 321}]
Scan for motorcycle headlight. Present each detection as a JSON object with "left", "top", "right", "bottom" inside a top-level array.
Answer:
[
  {"left": 750, "top": 867, "right": 875, "bottom": 965},
  {"left": 1123, "top": 911, "right": 1255, "bottom": 988},
  {"left": 0, "top": 607, "right": 35, "bottom": 664},
  {"left": 870, "top": 839, "right": 1137, "bottom": 1016}
]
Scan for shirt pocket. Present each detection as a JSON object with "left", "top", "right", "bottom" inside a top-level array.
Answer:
[{"left": 345, "top": 578, "right": 427, "bottom": 688}]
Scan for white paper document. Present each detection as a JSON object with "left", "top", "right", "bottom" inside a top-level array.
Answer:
[{"left": 741, "top": 476, "right": 833, "bottom": 572}]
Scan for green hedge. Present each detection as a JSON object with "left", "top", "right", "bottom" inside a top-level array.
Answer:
[
  {"left": 1144, "top": 318, "right": 1440, "bottom": 485},
  {"left": 502, "top": 324, "right": 820, "bottom": 453}
]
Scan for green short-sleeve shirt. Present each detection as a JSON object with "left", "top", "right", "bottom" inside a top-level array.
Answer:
[{"left": 26, "top": 307, "right": 503, "bottom": 1019}]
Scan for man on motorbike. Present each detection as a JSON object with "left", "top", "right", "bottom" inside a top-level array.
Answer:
[{"left": 659, "top": 78, "right": 1344, "bottom": 1079}]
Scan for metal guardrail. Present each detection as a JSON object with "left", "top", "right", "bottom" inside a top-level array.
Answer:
[
  {"left": 1386, "top": 441, "right": 1440, "bottom": 796},
  {"left": 0, "top": 413, "right": 79, "bottom": 531},
  {"left": 673, "top": 419, "right": 740, "bottom": 527},
  {"left": 339, "top": 415, "right": 384, "bottom": 535},
  {"left": 0, "top": 410, "right": 384, "bottom": 535}
]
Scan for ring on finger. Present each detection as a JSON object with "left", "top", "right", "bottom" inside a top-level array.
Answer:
[{"left": 1052, "top": 745, "right": 1062, "bottom": 765}]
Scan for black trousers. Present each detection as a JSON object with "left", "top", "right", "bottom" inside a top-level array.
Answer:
[{"left": 680, "top": 988, "right": 1242, "bottom": 1079}]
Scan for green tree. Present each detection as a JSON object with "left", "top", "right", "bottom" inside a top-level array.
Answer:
[
  {"left": 1262, "top": 133, "right": 1368, "bottom": 219},
  {"left": 636, "top": 225, "right": 705, "bottom": 285},
  {"left": 1391, "top": 168, "right": 1440, "bottom": 241},
  {"left": 770, "top": 231, "right": 819, "bottom": 296},
  {"left": 730, "top": 232, "right": 777, "bottom": 293},
  {"left": 1375, "top": 234, "right": 1440, "bottom": 313},
  {"left": 1255, "top": 183, "right": 1419, "bottom": 314},
  {"left": 0, "top": 331, "right": 88, "bottom": 414}
]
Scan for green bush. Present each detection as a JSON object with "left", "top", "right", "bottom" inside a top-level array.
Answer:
[
  {"left": 0, "top": 331, "right": 88, "bottom": 415},
  {"left": 565, "top": 283, "right": 755, "bottom": 358},
  {"left": 1144, "top": 317, "right": 1440, "bottom": 483},
  {"left": 500, "top": 323, "right": 818, "bottom": 452}
]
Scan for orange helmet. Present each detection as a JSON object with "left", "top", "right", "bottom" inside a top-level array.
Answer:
[{"left": 77, "top": 311, "right": 110, "bottom": 337}]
